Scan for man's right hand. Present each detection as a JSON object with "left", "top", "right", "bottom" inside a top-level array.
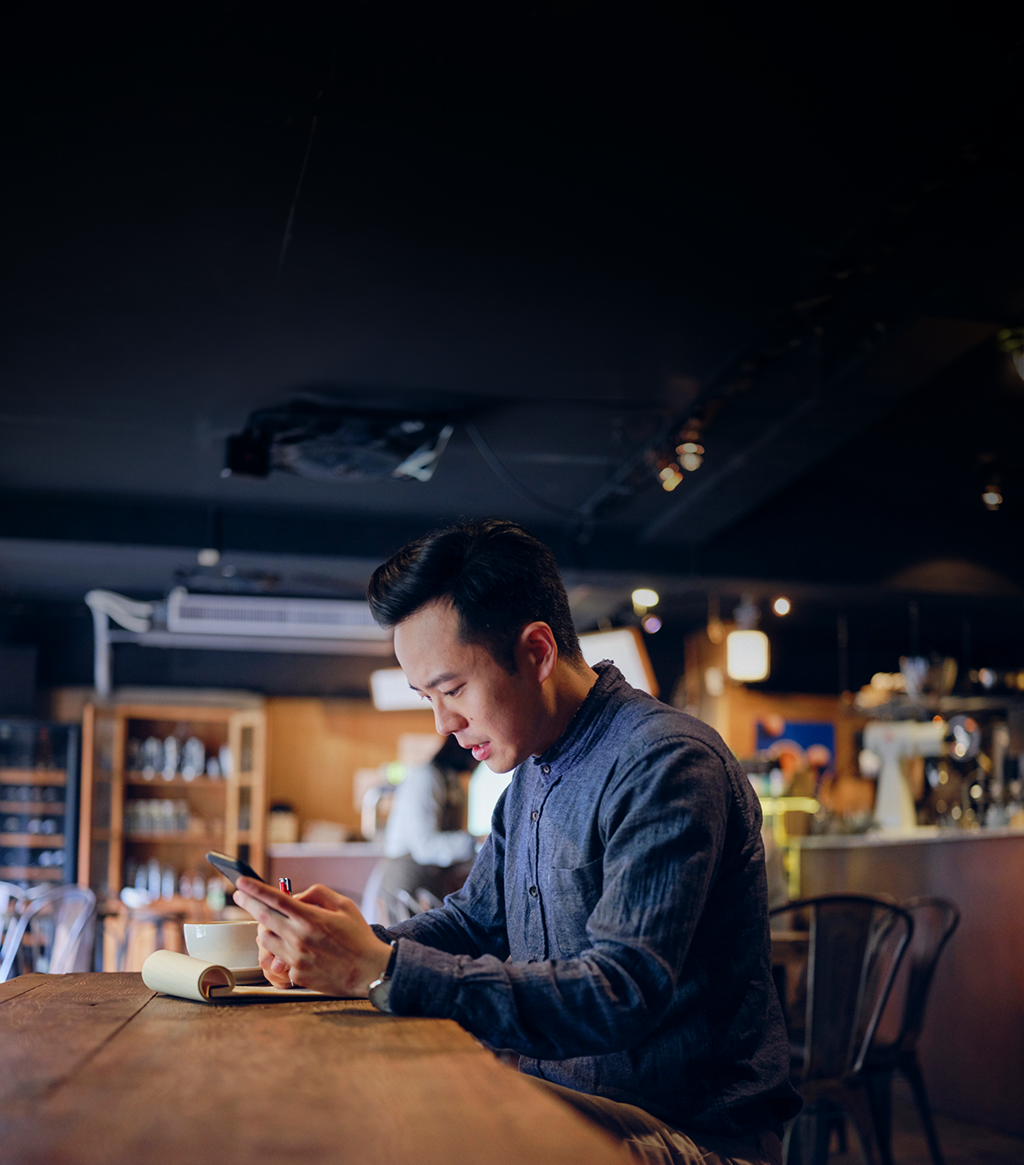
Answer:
[
  {"left": 236, "top": 879, "right": 394, "bottom": 996},
  {"left": 254, "top": 883, "right": 350, "bottom": 986}
]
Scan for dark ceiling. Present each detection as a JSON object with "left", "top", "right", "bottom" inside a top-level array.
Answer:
[{"left": 2, "top": 5, "right": 1023, "bottom": 702}]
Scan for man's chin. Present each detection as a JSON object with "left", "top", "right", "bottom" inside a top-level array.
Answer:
[{"left": 484, "top": 754, "right": 519, "bottom": 775}]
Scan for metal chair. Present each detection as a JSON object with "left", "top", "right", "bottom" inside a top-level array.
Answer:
[
  {"left": 770, "top": 894, "right": 913, "bottom": 1165},
  {"left": 862, "top": 897, "right": 960, "bottom": 1165},
  {"left": 360, "top": 860, "right": 417, "bottom": 927},
  {"left": 414, "top": 887, "right": 445, "bottom": 912},
  {"left": 0, "top": 881, "right": 29, "bottom": 965},
  {"left": 115, "top": 905, "right": 188, "bottom": 971},
  {"left": 0, "top": 884, "right": 97, "bottom": 981}
]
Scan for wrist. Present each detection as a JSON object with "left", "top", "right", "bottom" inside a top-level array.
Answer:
[{"left": 368, "top": 939, "right": 398, "bottom": 1013}]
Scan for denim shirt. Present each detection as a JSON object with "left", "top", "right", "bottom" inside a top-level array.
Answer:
[{"left": 382, "top": 663, "right": 800, "bottom": 1136}]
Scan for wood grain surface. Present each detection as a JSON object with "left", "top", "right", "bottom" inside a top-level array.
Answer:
[{"left": 0, "top": 973, "right": 628, "bottom": 1165}]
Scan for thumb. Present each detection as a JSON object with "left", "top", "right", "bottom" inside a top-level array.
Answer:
[{"left": 296, "top": 882, "right": 352, "bottom": 911}]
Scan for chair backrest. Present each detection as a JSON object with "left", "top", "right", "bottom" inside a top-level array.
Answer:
[
  {"left": 770, "top": 894, "right": 913, "bottom": 1084},
  {"left": 414, "top": 887, "right": 445, "bottom": 912},
  {"left": 0, "top": 880, "right": 28, "bottom": 916},
  {"left": 360, "top": 861, "right": 416, "bottom": 927},
  {"left": 47, "top": 886, "right": 98, "bottom": 973},
  {"left": 0, "top": 885, "right": 97, "bottom": 981},
  {"left": 877, "top": 896, "right": 959, "bottom": 1054},
  {"left": 0, "top": 882, "right": 28, "bottom": 965}
]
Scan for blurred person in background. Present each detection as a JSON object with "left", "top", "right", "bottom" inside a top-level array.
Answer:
[{"left": 380, "top": 734, "right": 477, "bottom": 905}]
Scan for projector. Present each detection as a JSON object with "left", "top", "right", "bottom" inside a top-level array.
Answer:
[{"left": 223, "top": 400, "right": 454, "bottom": 483}]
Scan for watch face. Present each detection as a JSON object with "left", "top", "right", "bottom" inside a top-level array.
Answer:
[{"left": 368, "top": 977, "right": 392, "bottom": 1013}]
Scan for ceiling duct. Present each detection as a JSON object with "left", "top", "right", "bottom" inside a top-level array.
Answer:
[{"left": 222, "top": 399, "right": 454, "bottom": 483}]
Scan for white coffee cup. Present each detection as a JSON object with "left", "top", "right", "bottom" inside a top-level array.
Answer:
[{"left": 183, "top": 920, "right": 259, "bottom": 969}]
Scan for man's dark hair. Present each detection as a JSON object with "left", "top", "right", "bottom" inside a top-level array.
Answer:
[{"left": 367, "top": 518, "right": 583, "bottom": 673}]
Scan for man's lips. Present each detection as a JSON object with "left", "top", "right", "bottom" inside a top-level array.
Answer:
[{"left": 469, "top": 741, "right": 492, "bottom": 762}]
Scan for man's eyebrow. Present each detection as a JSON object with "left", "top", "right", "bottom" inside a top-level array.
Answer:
[{"left": 408, "top": 671, "right": 460, "bottom": 693}]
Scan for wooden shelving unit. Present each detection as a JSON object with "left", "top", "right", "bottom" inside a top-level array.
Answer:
[
  {"left": 78, "top": 702, "right": 266, "bottom": 911},
  {"left": 0, "top": 720, "right": 80, "bottom": 889}
]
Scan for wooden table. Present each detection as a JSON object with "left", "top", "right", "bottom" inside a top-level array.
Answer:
[{"left": 0, "top": 973, "right": 629, "bottom": 1165}]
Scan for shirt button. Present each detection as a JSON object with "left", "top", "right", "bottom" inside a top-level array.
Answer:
[
  {"left": 541, "top": 764, "right": 551, "bottom": 775},
  {"left": 529, "top": 885, "right": 538, "bottom": 897},
  {"left": 530, "top": 810, "right": 539, "bottom": 821}
]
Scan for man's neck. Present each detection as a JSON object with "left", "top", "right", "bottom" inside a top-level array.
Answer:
[{"left": 535, "top": 660, "right": 599, "bottom": 756}]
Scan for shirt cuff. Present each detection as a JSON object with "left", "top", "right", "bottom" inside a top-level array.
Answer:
[{"left": 387, "top": 937, "right": 460, "bottom": 1018}]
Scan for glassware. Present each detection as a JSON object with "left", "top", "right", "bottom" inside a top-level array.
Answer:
[
  {"left": 181, "top": 737, "right": 205, "bottom": 781},
  {"left": 162, "top": 737, "right": 179, "bottom": 781},
  {"left": 141, "top": 737, "right": 162, "bottom": 780}
]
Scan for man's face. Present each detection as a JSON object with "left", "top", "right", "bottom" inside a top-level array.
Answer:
[{"left": 393, "top": 600, "right": 545, "bottom": 773}]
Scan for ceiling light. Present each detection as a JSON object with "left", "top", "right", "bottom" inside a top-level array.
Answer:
[
  {"left": 675, "top": 441, "right": 704, "bottom": 472},
  {"left": 632, "top": 588, "right": 660, "bottom": 608},
  {"left": 641, "top": 614, "right": 662, "bottom": 634},
  {"left": 658, "top": 464, "right": 684, "bottom": 491},
  {"left": 772, "top": 597, "right": 791, "bottom": 616},
  {"left": 726, "top": 630, "right": 770, "bottom": 682},
  {"left": 982, "top": 485, "right": 1002, "bottom": 510}
]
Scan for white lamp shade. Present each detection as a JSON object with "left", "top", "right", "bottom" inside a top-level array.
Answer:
[
  {"left": 726, "top": 629, "right": 769, "bottom": 682},
  {"left": 370, "top": 667, "right": 424, "bottom": 710}
]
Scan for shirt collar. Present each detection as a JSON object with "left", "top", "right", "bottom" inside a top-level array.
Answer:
[{"left": 531, "top": 661, "right": 626, "bottom": 777}]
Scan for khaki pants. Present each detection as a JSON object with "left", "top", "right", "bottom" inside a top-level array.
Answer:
[{"left": 530, "top": 1078, "right": 784, "bottom": 1165}]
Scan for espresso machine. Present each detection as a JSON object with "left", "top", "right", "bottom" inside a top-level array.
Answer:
[{"left": 863, "top": 719, "right": 946, "bottom": 830}]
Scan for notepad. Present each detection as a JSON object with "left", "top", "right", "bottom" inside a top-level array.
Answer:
[{"left": 141, "top": 949, "right": 357, "bottom": 1003}]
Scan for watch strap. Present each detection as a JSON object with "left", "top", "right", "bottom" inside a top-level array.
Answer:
[
  {"left": 383, "top": 939, "right": 398, "bottom": 979},
  {"left": 368, "top": 941, "right": 398, "bottom": 1014}
]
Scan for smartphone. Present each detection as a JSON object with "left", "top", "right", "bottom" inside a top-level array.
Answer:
[{"left": 206, "top": 850, "right": 266, "bottom": 888}]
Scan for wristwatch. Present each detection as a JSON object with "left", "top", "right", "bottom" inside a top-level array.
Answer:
[{"left": 368, "top": 940, "right": 398, "bottom": 1013}]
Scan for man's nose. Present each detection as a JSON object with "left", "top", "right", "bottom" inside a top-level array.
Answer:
[{"left": 434, "top": 701, "right": 465, "bottom": 736}]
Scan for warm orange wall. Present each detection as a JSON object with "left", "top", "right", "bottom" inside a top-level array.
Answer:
[
  {"left": 681, "top": 630, "right": 865, "bottom": 771},
  {"left": 724, "top": 688, "right": 865, "bottom": 778},
  {"left": 681, "top": 629, "right": 874, "bottom": 815},
  {"left": 266, "top": 698, "right": 437, "bottom": 834}
]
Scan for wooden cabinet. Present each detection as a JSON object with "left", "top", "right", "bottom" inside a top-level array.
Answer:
[
  {"left": 0, "top": 719, "right": 80, "bottom": 888},
  {"left": 78, "top": 703, "right": 266, "bottom": 907}
]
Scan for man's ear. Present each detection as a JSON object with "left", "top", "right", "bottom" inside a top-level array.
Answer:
[{"left": 517, "top": 622, "right": 558, "bottom": 684}]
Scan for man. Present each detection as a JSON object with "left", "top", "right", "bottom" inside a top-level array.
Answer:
[{"left": 234, "top": 519, "right": 799, "bottom": 1164}]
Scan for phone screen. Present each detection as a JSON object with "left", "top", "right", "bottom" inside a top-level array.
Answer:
[{"left": 206, "top": 850, "right": 266, "bottom": 887}]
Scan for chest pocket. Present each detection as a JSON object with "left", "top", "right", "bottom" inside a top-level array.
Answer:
[{"left": 544, "top": 856, "right": 603, "bottom": 958}]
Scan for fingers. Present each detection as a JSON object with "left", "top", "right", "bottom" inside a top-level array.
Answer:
[
  {"left": 298, "top": 883, "right": 354, "bottom": 912},
  {"left": 238, "top": 877, "right": 383, "bottom": 996},
  {"left": 257, "top": 929, "right": 294, "bottom": 988},
  {"left": 233, "top": 888, "right": 280, "bottom": 930},
  {"left": 233, "top": 877, "right": 296, "bottom": 926},
  {"left": 265, "top": 956, "right": 293, "bottom": 989}
]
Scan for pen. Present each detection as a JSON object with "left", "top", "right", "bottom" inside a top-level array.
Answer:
[{"left": 279, "top": 877, "right": 292, "bottom": 894}]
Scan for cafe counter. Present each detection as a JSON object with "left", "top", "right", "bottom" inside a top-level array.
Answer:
[
  {"left": 267, "top": 842, "right": 385, "bottom": 901},
  {"left": 794, "top": 826, "right": 1024, "bottom": 1136}
]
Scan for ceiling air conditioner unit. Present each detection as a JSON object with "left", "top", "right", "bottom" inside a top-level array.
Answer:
[
  {"left": 86, "top": 587, "right": 394, "bottom": 697},
  {"left": 166, "top": 587, "right": 388, "bottom": 641}
]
